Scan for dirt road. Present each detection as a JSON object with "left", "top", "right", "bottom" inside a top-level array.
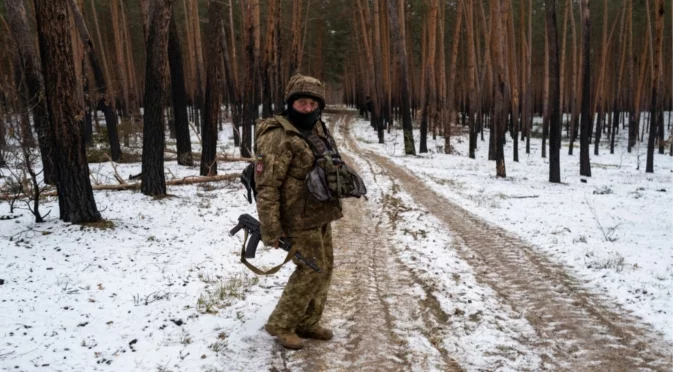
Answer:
[{"left": 268, "top": 113, "right": 672, "bottom": 371}]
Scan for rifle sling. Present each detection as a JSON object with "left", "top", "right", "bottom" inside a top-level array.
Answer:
[{"left": 239, "top": 229, "right": 300, "bottom": 276}]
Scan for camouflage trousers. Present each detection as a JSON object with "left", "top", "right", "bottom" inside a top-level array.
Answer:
[{"left": 266, "top": 223, "right": 334, "bottom": 333}]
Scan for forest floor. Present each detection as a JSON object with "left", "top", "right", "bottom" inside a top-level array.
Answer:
[{"left": 0, "top": 109, "right": 671, "bottom": 371}]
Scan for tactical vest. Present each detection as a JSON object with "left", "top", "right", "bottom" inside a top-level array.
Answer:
[
  {"left": 240, "top": 118, "right": 366, "bottom": 204},
  {"left": 302, "top": 121, "right": 367, "bottom": 202}
]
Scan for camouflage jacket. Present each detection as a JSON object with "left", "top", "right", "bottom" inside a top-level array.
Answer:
[{"left": 254, "top": 115, "right": 343, "bottom": 246}]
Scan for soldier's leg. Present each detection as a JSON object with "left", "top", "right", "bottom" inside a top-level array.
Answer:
[
  {"left": 266, "top": 226, "right": 330, "bottom": 333},
  {"left": 296, "top": 223, "right": 334, "bottom": 332}
]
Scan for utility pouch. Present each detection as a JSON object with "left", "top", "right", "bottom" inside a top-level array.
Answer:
[{"left": 306, "top": 154, "right": 367, "bottom": 201}]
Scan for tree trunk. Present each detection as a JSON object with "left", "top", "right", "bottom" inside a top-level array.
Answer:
[
  {"left": 420, "top": 0, "right": 438, "bottom": 154},
  {"left": 542, "top": 21, "right": 549, "bottom": 159},
  {"left": 547, "top": 0, "right": 562, "bottom": 183},
  {"left": 446, "top": 0, "right": 464, "bottom": 155},
  {"left": 66, "top": 0, "right": 122, "bottom": 161},
  {"left": 646, "top": 0, "right": 664, "bottom": 173},
  {"left": 168, "top": 12, "right": 193, "bottom": 166},
  {"left": 201, "top": 0, "right": 223, "bottom": 176},
  {"left": 387, "top": 0, "right": 415, "bottom": 155},
  {"left": 465, "top": 0, "right": 479, "bottom": 159},
  {"left": 568, "top": 0, "right": 579, "bottom": 155},
  {"left": 261, "top": 0, "right": 277, "bottom": 118},
  {"left": 34, "top": 0, "right": 101, "bottom": 223},
  {"left": 6, "top": 0, "right": 56, "bottom": 184},
  {"left": 141, "top": 0, "right": 172, "bottom": 196},
  {"left": 579, "top": 0, "right": 591, "bottom": 177},
  {"left": 240, "top": 0, "right": 256, "bottom": 158},
  {"left": 492, "top": 0, "right": 507, "bottom": 177}
]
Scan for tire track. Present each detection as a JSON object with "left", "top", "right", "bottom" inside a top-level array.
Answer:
[
  {"left": 338, "top": 113, "right": 673, "bottom": 371},
  {"left": 273, "top": 117, "right": 462, "bottom": 372}
]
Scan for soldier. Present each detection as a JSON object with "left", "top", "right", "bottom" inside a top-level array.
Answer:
[{"left": 254, "top": 74, "right": 342, "bottom": 349}]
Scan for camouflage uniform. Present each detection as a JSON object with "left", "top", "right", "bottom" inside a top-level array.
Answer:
[{"left": 254, "top": 75, "right": 342, "bottom": 336}]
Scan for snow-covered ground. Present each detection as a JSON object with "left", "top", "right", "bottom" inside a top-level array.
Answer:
[
  {"left": 0, "top": 111, "right": 670, "bottom": 371},
  {"left": 351, "top": 111, "right": 673, "bottom": 343}
]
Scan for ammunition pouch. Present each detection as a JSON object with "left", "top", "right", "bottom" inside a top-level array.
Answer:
[{"left": 306, "top": 154, "right": 366, "bottom": 201}]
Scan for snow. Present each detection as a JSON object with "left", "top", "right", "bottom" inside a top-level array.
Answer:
[
  {"left": 1, "top": 111, "right": 671, "bottom": 371},
  {"left": 350, "top": 111, "right": 673, "bottom": 343}
]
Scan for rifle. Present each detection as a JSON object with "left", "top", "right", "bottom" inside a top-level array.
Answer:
[{"left": 230, "top": 214, "right": 321, "bottom": 274}]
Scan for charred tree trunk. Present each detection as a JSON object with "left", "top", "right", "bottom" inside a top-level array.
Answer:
[
  {"left": 201, "top": 0, "right": 223, "bottom": 176},
  {"left": 168, "top": 12, "right": 193, "bottom": 166},
  {"left": 141, "top": 0, "right": 172, "bottom": 196},
  {"left": 34, "top": 0, "right": 101, "bottom": 223},
  {"left": 579, "top": 0, "right": 591, "bottom": 177},
  {"left": 6, "top": 0, "right": 56, "bottom": 184},
  {"left": 546, "top": 0, "right": 562, "bottom": 183}
]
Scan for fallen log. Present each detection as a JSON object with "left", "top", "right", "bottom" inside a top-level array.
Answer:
[
  {"left": 163, "top": 149, "right": 251, "bottom": 163},
  {"left": 0, "top": 174, "right": 239, "bottom": 200}
]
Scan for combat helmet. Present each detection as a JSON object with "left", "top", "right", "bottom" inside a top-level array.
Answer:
[{"left": 284, "top": 74, "right": 326, "bottom": 109}]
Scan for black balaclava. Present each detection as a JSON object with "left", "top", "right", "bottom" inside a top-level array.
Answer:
[{"left": 287, "top": 95, "right": 321, "bottom": 131}]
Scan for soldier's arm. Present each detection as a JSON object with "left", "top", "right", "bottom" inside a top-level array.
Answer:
[{"left": 254, "top": 128, "right": 293, "bottom": 246}]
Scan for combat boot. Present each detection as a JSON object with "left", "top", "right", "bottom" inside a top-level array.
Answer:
[
  {"left": 265, "top": 324, "right": 304, "bottom": 350},
  {"left": 296, "top": 326, "right": 333, "bottom": 341}
]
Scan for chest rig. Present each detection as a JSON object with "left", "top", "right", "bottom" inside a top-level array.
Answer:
[
  {"left": 240, "top": 118, "right": 367, "bottom": 204},
  {"left": 302, "top": 120, "right": 367, "bottom": 202}
]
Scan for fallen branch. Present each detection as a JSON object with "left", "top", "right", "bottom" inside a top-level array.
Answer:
[
  {"left": 104, "top": 153, "right": 127, "bottom": 185},
  {"left": 0, "top": 174, "right": 238, "bottom": 199},
  {"left": 163, "top": 149, "right": 251, "bottom": 163},
  {"left": 504, "top": 195, "right": 540, "bottom": 199}
]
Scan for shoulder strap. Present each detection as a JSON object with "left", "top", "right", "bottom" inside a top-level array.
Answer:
[{"left": 239, "top": 229, "right": 300, "bottom": 276}]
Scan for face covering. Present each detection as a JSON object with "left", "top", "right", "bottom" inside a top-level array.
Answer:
[{"left": 288, "top": 104, "right": 321, "bottom": 131}]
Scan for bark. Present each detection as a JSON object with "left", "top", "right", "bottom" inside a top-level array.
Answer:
[
  {"left": 6, "top": 0, "right": 56, "bottom": 184},
  {"left": 168, "top": 12, "right": 193, "bottom": 166},
  {"left": 141, "top": 0, "right": 172, "bottom": 196},
  {"left": 66, "top": 0, "right": 122, "bottom": 161},
  {"left": 201, "top": 0, "right": 223, "bottom": 176},
  {"left": 546, "top": 0, "right": 562, "bottom": 183},
  {"left": 579, "top": 0, "right": 591, "bottom": 177},
  {"left": 34, "top": 0, "right": 101, "bottom": 223},
  {"left": 387, "top": 0, "right": 415, "bottom": 155}
]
